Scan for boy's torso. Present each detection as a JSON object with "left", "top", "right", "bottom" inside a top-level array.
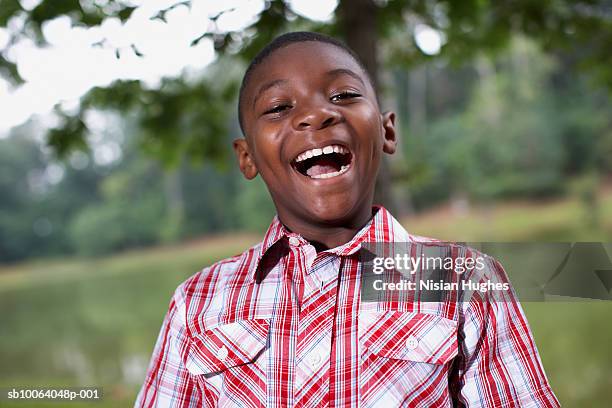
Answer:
[
  {"left": 179, "top": 207, "right": 465, "bottom": 407},
  {"left": 140, "top": 206, "right": 559, "bottom": 408}
]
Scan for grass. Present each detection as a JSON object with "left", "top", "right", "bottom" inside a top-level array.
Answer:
[
  {"left": 402, "top": 186, "right": 612, "bottom": 241},
  {"left": 522, "top": 301, "right": 612, "bottom": 406},
  {"left": 1, "top": 191, "right": 611, "bottom": 407},
  {"left": 0, "top": 233, "right": 259, "bottom": 408}
]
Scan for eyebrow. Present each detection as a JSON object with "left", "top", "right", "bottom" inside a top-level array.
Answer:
[
  {"left": 252, "top": 79, "right": 288, "bottom": 108},
  {"left": 326, "top": 68, "right": 366, "bottom": 85}
]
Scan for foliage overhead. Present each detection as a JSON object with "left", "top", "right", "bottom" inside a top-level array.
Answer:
[{"left": 2, "top": 0, "right": 612, "bottom": 162}]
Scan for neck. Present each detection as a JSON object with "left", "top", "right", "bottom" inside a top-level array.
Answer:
[{"left": 279, "top": 206, "right": 375, "bottom": 250}]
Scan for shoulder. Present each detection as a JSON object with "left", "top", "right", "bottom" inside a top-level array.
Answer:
[
  {"left": 400, "top": 231, "right": 513, "bottom": 299},
  {"left": 382, "top": 210, "right": 509, "bottom": 285},
  {"left": 181, "top": 241, "right": 262, "bottom": 294},
  {"left": 168, "top": 242, "right": 264, "bottom": 327},
  {"left": 406, "top": 231, "right": 508, "bottom": 281}
]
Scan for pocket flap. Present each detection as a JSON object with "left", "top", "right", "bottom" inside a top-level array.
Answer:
[
  {"left": 186, "top": 318, "right": 270, "bottom": 375},
  {"left": 361, "top": 311, "right": 458, "bottom": 365}
]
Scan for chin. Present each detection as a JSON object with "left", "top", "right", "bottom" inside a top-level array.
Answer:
[{"left": 305, "top": 195, "right": 361, "bottom": 225}]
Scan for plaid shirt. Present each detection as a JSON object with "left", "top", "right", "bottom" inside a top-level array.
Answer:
[{"left": 135, "top": 206, "right": 559, "bottom": 407}]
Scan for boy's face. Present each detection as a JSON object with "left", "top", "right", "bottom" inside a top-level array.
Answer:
[{"left": 234, "top": 41, "right": 396, "bottom": 229}]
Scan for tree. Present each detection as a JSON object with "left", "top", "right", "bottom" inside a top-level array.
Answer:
[{"left": 3, "top": 0, "right": 612, "bottom": 211}]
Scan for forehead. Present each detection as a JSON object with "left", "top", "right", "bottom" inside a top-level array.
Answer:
[{"left": 244, "top": 41, "right": 371, "bottom": 101}]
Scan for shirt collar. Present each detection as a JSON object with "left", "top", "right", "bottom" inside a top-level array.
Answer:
[{"left": 249, "top": 205, "right": 403, "bottom": 283}]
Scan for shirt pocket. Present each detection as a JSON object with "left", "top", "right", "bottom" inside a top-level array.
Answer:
[
  {"left": 185, "top": 318, "right": 270, "bottom": 377},
  {"left": 360, "top": 311, "right": 458, "bottom": 364},
  {"left": 359, "top": 311, "right": 458, "bottom": 407}
]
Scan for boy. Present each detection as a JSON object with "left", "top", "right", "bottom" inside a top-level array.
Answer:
[{"left": 135, "top": 32, "right": 559, "bottom": 407}]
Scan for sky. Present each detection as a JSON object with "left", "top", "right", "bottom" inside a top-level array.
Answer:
[
  {"left": 0, "top": 0, "right": 441, "bottom": 134},
  {"left": 0, "top": 0, "right": 339, "bottom": 133}
]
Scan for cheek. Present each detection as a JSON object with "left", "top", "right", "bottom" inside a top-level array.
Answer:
[
  {"left": 353, "top": 102, "right": 382, "bottom": 131},
  {"left": 253, "top": 119, "right": 289, "bottom": 142},
  {"left": 251, "top": 125, "right": 283, "bottom": 160},
  {"left": 350, "top": 107, "right": 383, "bottom": 155}
]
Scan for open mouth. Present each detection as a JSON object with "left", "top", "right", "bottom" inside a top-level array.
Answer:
[{"left": 292, "top": 144, "right": 353, "bottom": 179}]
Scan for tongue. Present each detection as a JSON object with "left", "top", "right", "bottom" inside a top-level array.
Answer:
[{"left": 306, "top": 158, "right": 339, "bottom": 177}]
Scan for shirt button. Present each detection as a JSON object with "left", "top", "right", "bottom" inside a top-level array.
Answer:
[
  {"left": 308, "top": 352, "right": 322, "bottom": 367},
  {"left": 217, "top": 345, "right": 229, "bottom": 360},
  {"left": 406, "top": 336, "right": 419, "bottom": 350},
  {"left": 288, "top": 236, "right": 300, "bottom": 246}
]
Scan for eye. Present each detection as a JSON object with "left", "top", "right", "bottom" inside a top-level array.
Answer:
[
  {"left": 263, "top": 104, "right": 291, "bottom": 115},
  {"left": 330, "top": 91, "right": 361, "bottom": 102}
]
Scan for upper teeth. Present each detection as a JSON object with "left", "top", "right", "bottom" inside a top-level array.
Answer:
[{"left": 295, "top": 144, "right": 349, "bottom": 162}]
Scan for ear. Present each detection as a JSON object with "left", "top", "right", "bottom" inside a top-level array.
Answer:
[
  {"left": 381, "top": 111, "right": 397, "bottom": 155},
  {"left": 233, "top": 138, "right": 259, "bottom": 180}
]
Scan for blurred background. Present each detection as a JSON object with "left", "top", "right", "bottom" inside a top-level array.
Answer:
[{"left": 1, "top": 0, "right": 611, "bottom": 406}]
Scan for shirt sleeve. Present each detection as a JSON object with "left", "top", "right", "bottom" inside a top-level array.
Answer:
[
  {"left": 451, "top": 256, "right": 561, "bottom": 408},
  {"left": 134, "top": 283, "right": 202, "bottom": 408}
]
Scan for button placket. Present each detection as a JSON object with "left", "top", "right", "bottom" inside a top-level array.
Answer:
[
  {"left": 312, "top": 256, "right": 341, "bottom": 293},
  {"left": 406, "top": 335, "right": 419, "bottom": 350},
  {"left": 217, "top": 345, "right": 229, "bottom": 360},
  {"left": 308, "top": 351, "right": 322, "bottom": 368}
]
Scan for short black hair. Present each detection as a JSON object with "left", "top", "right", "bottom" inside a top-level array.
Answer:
[{"left": 237, "top": 31, "right": 373, "bottom": 135}]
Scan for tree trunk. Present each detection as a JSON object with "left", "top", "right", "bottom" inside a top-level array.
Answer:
[{"left": 337, "top": 0, "right": 396, "bottom": 214}]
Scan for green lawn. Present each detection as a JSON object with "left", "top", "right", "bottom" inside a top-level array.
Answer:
[
  {"left": 402, "top": 187, "right": 612, "bottom": 242},
  {"left": 0, "top": 234, "right": 259, "bottom": 408},
  {"left": 1, "top": 193, "right": 611, "bottom": 407}
]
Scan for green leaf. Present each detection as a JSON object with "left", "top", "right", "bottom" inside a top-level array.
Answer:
[
  {"left": 118, "top": 6, "right": 136, "bottom": 22},
  {"left": 0, "top": 55, "right": 24, "bottom": 84},
  {"left": 46, "top": 115, "right": 88, "bottom": 159},
  {"left": 30, "top": 0, "right": 81, "bottom": 26},
  {"left": 0, "top": 0, "right": 22, "bottom": 26}
]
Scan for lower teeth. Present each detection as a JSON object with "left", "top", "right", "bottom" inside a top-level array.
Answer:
[{"left": 309, "top": 165, "right": 349, "bottom": 179}]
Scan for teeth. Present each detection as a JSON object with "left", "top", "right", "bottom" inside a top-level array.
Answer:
[
  {"left": 294, "top": 144, "right": 349, "bottom": 162},
  {"left": 309, "top": 164, "right": 350, "bottom": 179}
]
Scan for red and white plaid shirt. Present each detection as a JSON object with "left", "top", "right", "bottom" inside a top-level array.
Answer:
[{"left": 135, "top": 206, "right": 559, "bottom": 407}]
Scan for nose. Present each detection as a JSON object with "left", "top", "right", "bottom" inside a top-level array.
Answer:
[{"left": 292, "top": 104, "right": 342, "bottom": 131}]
